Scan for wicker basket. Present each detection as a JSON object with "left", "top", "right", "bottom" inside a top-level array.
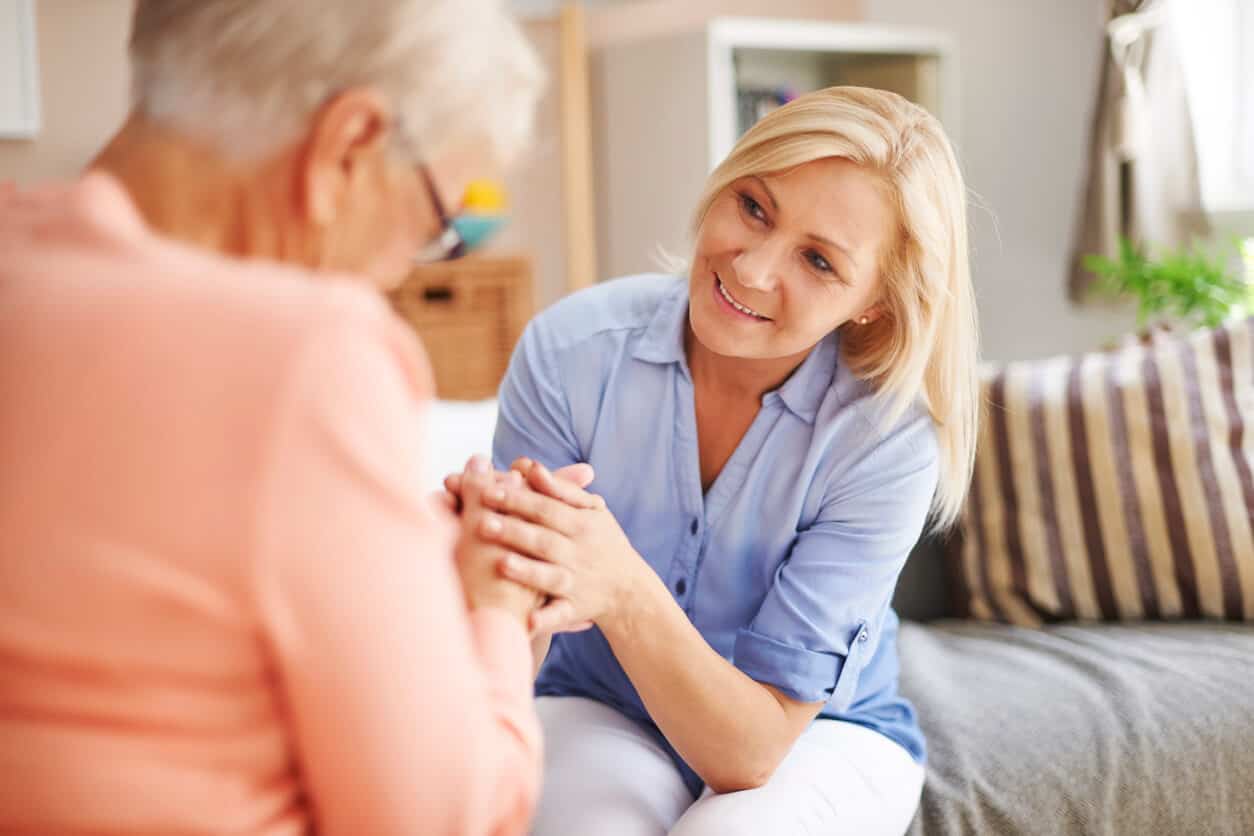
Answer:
[{"left": 389, "top": 256, "right": 534, "bottom": 401}]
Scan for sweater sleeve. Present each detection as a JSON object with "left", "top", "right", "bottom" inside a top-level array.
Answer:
[{"left": 252, "top": 300, "right": 541, "bottom": 836}]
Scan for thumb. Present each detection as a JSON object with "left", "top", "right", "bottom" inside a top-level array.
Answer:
[
  {"left": 553, "top": 462, "right": 595, "bottom": 489},
  {"left": 459, "top": 454, "right": 493, "bottom": 509}
]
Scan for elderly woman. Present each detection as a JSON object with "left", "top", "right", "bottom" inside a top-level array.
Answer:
[{"left": 0, "top": 2, "right": 551, "bottom": 834}]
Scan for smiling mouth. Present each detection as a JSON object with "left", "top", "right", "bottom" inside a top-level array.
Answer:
[{"left": 715, "top": 274, "right": 772, "bottom": 321}]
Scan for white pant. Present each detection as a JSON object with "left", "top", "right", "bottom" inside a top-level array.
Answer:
[{"left": 531, "top": 696, "right": 924, "bottom": 836}]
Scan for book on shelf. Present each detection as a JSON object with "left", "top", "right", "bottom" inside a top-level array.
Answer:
[{"left": 735, "top": 86, "right": 799, "bottom": 135}]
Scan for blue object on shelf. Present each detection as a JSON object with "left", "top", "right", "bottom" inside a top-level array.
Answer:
[{"left": 452, "top": 213, "right": 508, "bottom": 249}]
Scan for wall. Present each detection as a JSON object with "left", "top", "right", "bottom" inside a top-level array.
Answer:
[
  {"left": 485, "top": 20, "right": 570, "bottom": 309},
  {"left": 0, "top": 0, "right": 131, "bottom": 184},
  {"left": 503, "top": 0, "right": 862, "bottom": 306},
  {"left": 865, "top": 0, "right": 1136, "bottom": 362},
  {"left": 0, "top": 0, "right": 1132, "bottom": 361},
  {"left": 582, "top": 0, "right": 861, "bottom": 46}
]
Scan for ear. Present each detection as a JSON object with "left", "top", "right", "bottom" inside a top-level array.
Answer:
[
  {"left": 299, "top": 88, "right": 394, "bottom": 227},
  {"left": 855, "top": 304, "right": 887, "bottom": 325}
]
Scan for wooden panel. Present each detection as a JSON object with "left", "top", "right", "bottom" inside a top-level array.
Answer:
[
  {"left": 389, "top": 256, "right": 534, "bottom": 401},
  {"left": 559, "top": 3, "right": 598, "bottom": 293}
]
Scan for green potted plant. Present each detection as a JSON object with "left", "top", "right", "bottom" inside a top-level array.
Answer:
[{"left": 1084, "top": 237, "right": 1252, "bottom": 330}]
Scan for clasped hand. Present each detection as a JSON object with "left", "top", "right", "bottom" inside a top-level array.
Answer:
[{"left": 445, "top": 455, "right": 643, "bottom": 636}]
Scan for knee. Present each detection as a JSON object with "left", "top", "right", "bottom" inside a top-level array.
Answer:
[{"left": 668, "top": 794, "right": 770, "bottom": 836}]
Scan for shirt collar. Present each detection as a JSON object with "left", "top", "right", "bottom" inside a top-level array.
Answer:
[
  {"left": 632, "top": 279, "right": 689, "bottom": 365},
  {"left": 774, "top": 328, "right": 840, "bottom": 423},
  {"left": 633, "top": 280, "right": 841, "bottom": 424}
]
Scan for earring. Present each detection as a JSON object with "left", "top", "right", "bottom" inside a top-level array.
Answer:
[{"left": 858, "top": 316, "right": 870, "bottom": 325}]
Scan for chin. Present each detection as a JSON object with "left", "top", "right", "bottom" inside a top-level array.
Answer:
[{"left": 688, "top": 301, "right": 762, "bottom": 359}]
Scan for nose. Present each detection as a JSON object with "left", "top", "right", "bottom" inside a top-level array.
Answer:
[{"left": 731, "top": 237, "right": 786, "bottom": 294}]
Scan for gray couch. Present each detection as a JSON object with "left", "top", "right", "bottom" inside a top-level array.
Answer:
[{"left": 893, "top": 539, "right": 1254, "bottom": 836}]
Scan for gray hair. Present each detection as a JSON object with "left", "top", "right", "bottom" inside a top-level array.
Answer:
[{"left": 129, "top": 0, "right": 544, "bottom": 164}]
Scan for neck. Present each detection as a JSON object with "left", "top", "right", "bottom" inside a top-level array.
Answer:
[
  {"left": 684, "top": 322, "right": 810, "bottom": 402},
  {"left": 89, "top": 114, "right": 295, "bottom": 262}
]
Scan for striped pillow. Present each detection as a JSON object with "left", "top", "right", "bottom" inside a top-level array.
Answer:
[{"left": 948, "top": 317, "right": 1254, "bottom": 625}]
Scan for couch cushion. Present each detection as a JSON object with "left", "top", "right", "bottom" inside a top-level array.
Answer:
[
  {"left": 947, "top": 317, "right": 1254, "bottom": 625},
  {"left": 894, "top": 537, "right": 958, "bottom": 622},
  {"left": 899, "top": 620, "right": 1254, "bottom": 836}
]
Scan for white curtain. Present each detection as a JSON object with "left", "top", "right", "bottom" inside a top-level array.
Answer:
[
  {"left": 1172, "top": 0, "right": 1254, "bottom": 213},
  {"left": 1068, "top": 0, "right": 1210, "bottom": 299}
]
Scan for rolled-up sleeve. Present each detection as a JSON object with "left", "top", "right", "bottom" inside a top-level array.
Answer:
[
  {"left": 493, "top": 318, "right": 583, "bottom": 473},
  {"left": 733, "top": 411, "right": 939, "bottom": 707}
]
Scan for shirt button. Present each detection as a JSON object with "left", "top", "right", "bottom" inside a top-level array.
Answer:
[
  {"left": 689, "top": 518, "right": 699, "bottom": 535},
  {"left": 857, "top": 629, "right": 869, "bottom": 643},
  {"left": 675, "top": 578, "right": 687, "bottom": 596}
]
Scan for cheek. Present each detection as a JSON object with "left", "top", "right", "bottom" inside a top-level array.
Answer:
[
  {"left": 781, "top": 283, "right": 851, "bottom": 335},
  {"left": 372, "top": 174, "right": 422, "bottom": 247},
  {"left": 389, "top": 181, "right": 424, "bottom": 250},
  {"left": 353, "top": 178, "right": 422, "bottom": 286},
  {"left": 694, "top": 203, "right": 744, "bottom": 257}
]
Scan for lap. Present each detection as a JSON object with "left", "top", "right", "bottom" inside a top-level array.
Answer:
[
  {"left": 532, "top": 697, "right": 923, "bottom": 836},
  {"left": 670, "top": 720, "right": 924, "bottom": 836},
  {"left": 531, "top": 696, "right": 695, "bottom": 836}
]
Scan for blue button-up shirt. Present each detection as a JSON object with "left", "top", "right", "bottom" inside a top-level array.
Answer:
[{"left": 493, "top": 275, "right": 935, "bottom": 793}]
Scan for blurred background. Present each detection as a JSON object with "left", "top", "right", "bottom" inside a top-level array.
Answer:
[{"left": 2, "top": 0, "right": 1249, "bottom": 387}]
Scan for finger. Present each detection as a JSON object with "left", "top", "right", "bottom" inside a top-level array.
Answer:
[
  {"left": 553, "top": 463, "right": 596, "bottom": 489},
  {"left": 513, "top": 458, "right": 594, "bottom": 489},
  {"left": 525, "top": 461, "right": 603, "bottom": 510},
  {"left": 530, "top": 597, "right": 575, "bottom": 634},
  {"left": 444, "top": 470, "right": 510, "bottom": 500},
  {"left": 530, "top": 599, "right": 589, "bottom": 635},
  {"left": 499, "top": 553, "right": 574, "bottom": 597},
  {"left": 430, "top": 489, "right": 458, "bottom": 514},
  {"left": 443, "top": 473, "right": 463, "bottom": 499},
  {"left": 481, "top": 481, "right": 578, "bottom": 536},
  {"left": 459, "top": 468, "right": 497, "bottom": 513},
  {"left": 479, "top": 512, "right": 573, "bottom": 567},
  {"left": 455, "top": 538, "right": 514, "bottom": 572}
]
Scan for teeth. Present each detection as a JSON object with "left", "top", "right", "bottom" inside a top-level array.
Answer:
[{"left": 718, "top": 278, "right": 769, "bottom": 320}]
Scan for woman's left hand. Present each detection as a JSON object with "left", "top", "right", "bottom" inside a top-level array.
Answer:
[{"left": 476, "top": 459, "right": 647, "bottom": 633}]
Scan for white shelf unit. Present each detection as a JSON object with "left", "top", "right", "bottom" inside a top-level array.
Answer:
[
  {"left": 591, "top": 17, "right": 957, "bottom": 280},
  {"left": 0, "top": 0, "right": 40, "bottom": 139}
]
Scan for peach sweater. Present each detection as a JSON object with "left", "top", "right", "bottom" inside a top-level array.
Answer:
[{"left": 0, "top": 175, "right": 540, "bottom": 835}]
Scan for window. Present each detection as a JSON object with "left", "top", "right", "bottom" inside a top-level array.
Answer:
[
  {"left": 1172, "top": 0, "right": 1254, "bottom": 213},
  {"left": 0, "top": 0, "right": 40, "bottom": 138}
]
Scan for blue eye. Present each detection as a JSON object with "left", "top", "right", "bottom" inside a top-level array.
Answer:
[
  {"left": 739, "top": 193, "right": 767, "bottom": 223},
  {"left": 806, "top": 250, "right": 833, "bottom": 273}
]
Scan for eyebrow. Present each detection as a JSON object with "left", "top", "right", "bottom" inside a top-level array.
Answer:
[
  {"left": 806, "top": 232, "right": 858, "bottom": 270},
  {"left": 748, "top": 176, "right": 779, "bottom": 211},
  {"left": 746, "top": 176, "right": 859, "bottom": 270}
]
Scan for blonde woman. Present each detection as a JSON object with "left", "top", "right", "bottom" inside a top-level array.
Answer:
[
  {"left": 454, "top": 86, "right": 978, "bottom": 834},
  {"left": 0, "top": 1, "right": 556, "bottom": 834}
]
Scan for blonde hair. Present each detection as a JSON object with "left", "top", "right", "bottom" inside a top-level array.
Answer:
[
  {"left": 129, "top": 0, "right": 544, "bottom": 165},
  {"left": 693, "top": 86, "right": 979, "bottom": 530}
]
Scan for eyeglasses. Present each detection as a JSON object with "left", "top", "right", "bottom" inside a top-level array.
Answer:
[{"left": 414, "top": 163, "right": 467, "bottom": 265}]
